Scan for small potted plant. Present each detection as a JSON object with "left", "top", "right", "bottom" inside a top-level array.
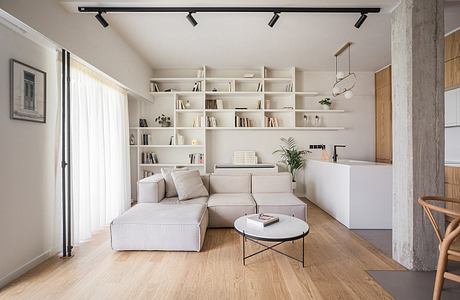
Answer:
[
  {"left": 155, "top": 114, "right": 171, "bottom": 127},
  {"left": 273, "top": 137, "right": 311, "bottom": 190},
  {"left": 319, "top": 98, "right": 332, "bottom": 110}
]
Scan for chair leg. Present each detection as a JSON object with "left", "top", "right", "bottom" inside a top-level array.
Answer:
[{"left": 433, "top": 243, "right": 448, "bottom": 300}]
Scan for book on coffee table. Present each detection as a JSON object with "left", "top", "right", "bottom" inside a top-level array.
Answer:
[{"left": 247, "top": 214, "right": 279, "bottom": 228}]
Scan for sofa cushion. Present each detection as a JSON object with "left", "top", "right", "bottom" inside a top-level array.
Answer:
[
  {"left": 209, "top": 174, "right": 251, "bottom": 194},
  {"left": 111, "top": 203, "right": 208, "bottom": 251},
  {"left": 161, "top": 168, "right": 187, "bottom": 197},
  {"left": 172, "top": 170, "right": 209, "bottom": 201},
  {"left": 252, "top": 173, "right": 292, "bottom": 193},
  {"left": 160, "top": 196, "right": 208, "bottom": 206},
  {"left": 207, "top": 193, "right": 256, "bottom": 227},
  {"left": 252, "top": 193, "right": 306, "bottom": 221}
]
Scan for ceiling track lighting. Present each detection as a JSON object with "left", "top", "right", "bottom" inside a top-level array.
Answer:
[
  {"left": 186, "top": 12, "right": 198, "bottom": 27},
  {"left": 95, "top": 11, "right": 109, "bottom": 28},
  {"left": 354, "top": 13, "right": 368, "bottom": 28},
  {"left": 268, "top": 12, "right": 280, "bottom": 27},
  {"left": 79, "top": 7, "right": 380, "bottom": 29}
]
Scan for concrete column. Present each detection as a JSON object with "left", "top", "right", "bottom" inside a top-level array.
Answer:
[{"left": 391, "top": 0, "right": 444, "bottom": 270}]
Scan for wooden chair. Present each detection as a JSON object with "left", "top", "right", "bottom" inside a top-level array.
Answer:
[{"left": 418, "top": 196, "right": 460, "bottom": 300}]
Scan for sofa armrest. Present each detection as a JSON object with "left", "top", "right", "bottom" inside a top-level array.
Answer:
[{"left": 138, "top": 173, "right": 165, "bottom": 203}]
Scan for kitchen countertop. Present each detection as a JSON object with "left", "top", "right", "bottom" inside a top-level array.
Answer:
[{"left": 308, "top": 159, "right": 390, "bottom": 167}]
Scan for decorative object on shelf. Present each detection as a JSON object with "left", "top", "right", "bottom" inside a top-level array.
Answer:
[
  {"left": 155, "top": 114, "right": 171, "bottom": 127},
  {"left": 212, "top": 88, "right": 218, "bottom": 92},
  {"left": 139, "top": 118, "right": 148, "bottom": 127},
  {"left": 319, "top": 97, "right": 332, "bottom": 110},
  {"left": 303, "top": 114, "right": 309, "bottom": 127},
  {"left": 177, "top": 134, "right": 184, "bottom": 145},
  {"left": 197, "top": 69, "right": 203, "bottom": 78},
  {"left": 243, "top": 73, "right": 255, "bottom": 78},
  {"left": 314, "top": 115, "right": 320, "bottom": 127},
  {"left": 272, "top": 137, "right": 311, "bottom": 190},
  {"left": 10, "top": 59, "right": 47, "bottom": 123},
  {"left": 185, "top": 100, "right": 191, "bottom": 109},
  {"left": 169, "top": 135, "right": 174, "bottom": 145},
  {"left": 332, "top": 42, "right": 356, "bottom": 99},
  {"left": 191, "top": 138, "right": 199, "bottom": 145},
  {"left": 265, "top": 99, "right": 271, "bottom": 109},
  {"left": 130, "top": 134, "right": 135, "bottom": 145},
  {"left": 257, "top": 100, "right": 262, "bottom": 109}
]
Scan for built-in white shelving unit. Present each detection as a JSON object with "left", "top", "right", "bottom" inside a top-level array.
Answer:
[{"left": 131, "top": 66, "right": 348, "bottom": 180}]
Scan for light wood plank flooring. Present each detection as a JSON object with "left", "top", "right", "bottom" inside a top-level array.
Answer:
[{"left": 0, "top": 201, "right": 404, "bottom": 300}]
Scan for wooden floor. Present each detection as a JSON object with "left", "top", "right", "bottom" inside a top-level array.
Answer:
[{"left": 0, "top": 201, "right": 404, "bottom": 300}]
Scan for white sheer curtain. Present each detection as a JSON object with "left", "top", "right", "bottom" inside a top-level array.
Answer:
[{"left": 70, "top": 61, "right": 130, "bottom": 243}]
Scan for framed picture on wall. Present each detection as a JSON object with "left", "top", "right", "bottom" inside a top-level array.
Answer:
[{"left": 10, "top": 59, "right": 47, "bottom": 123}]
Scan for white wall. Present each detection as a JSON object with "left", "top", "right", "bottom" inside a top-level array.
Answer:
[
  {"left": 446, "top": 127, "right": 460, "bottom": 163},
  {"left": 0, "top": 23, "right": 58, "bottom": 287},
  {"left": 0, "top": 0, "right": 153, "bottom": 99}
]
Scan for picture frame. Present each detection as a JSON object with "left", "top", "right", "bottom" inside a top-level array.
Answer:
[{"left": 10, "top": 59, "right": 47, "bottom": 123}]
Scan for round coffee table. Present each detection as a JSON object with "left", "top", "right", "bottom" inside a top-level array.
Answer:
[{"left": 234, "top": 214, "right": 309, "bottom": 267}]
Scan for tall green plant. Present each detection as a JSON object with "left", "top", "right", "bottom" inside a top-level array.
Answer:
[{"left": 273, "top": 137, "right": 310, "bottom": 182}]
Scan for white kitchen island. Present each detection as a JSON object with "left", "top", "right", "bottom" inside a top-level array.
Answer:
[{"left": 305, "top": 159, "right": 392, "bottom": 229}]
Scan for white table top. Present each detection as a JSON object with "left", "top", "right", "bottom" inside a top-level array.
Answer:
[{"left": 234, "top": 214, "right": 309, "bottom": 241}]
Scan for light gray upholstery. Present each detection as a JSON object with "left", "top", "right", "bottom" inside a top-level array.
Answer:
[
  {"left": 207, "top": 193, "right": 256, "bottom": 227},
  {"left": 252, "top": 193, "right": 306, "bottom": 221},
  {"left": 172, "top": 170, "right": 209, "bottom": 200},
  {"left": 111, "top": 203, "right": 208, "bottom": 251},
  {"left": 252, "top": 173, "right": 292, "bottom": 193},
  {"left": 160, "top": 196, "right": 208, "bottom": 206},
  {"left": 209, "top": 174, "right": 251, "bottom": 194},
  {"left": 137, "top": 173, "right": 165, "bottom": 203}
]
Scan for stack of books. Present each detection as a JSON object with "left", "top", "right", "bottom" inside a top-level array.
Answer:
[
  {"left": 141, "top": 134, "right": 152, "bottom": 145},
  {"left": 141, "top": 152, "right": 158, "bottom": 164},
  {"left": 247, "top": 213, "right": 279, "bottom": 228},
  {"left": 189, "top": 153, "right": 204, "bottom": 164},
  {"left": 264, "top": 116, "right": 280, "bottom": 127},
  {"left": 235, "top": 116, "right": 253, "bottom": 127},
  {"left": 143, "top": 170, "right": 154, "bottom": 178}
]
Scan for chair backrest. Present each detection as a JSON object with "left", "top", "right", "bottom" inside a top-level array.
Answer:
[{"left": 418, "top": 196, "right": 460, "bottom": 244}]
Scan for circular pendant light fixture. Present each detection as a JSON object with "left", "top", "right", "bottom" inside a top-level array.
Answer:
[{"left": 332, "top": 42, "right": 356, "bottom": 98}]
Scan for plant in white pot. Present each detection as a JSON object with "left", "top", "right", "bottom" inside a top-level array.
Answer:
[
  {"left": 273, "top": 137, "right": 311, "bottom": 190},
  {"left": 319, "top": 97, "right": 332, "bottom": 110}
]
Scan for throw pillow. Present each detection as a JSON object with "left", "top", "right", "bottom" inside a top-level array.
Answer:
[
  {"left": 161, "top": 168, "right": 188, "bottom": 197},
  {"left": 171, "top": 170, "right": 209, "bottom": 201}
]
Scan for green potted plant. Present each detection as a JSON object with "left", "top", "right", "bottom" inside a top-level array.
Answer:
[
  {"left": 319, "top": 97, "right": 332, "bottom": 110},
  {"left": 155, "top": 114, "right": 171, "bottom": 127},
  {"left": 273, "top": 137, "right": 311, "bottom": 190}
]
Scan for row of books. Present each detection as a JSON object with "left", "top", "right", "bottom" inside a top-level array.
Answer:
[
  {"left": 256, "top": 82, "right": 263, "bottom": 92},
  {"left": 141, "top": 152, "right": 159, "bottom": 164},
  {"left": 176, "top": 100, "right": 189, "bottom": 110},
  {"left": 265, "top": 116, "right": 280, "bottom": 127},
  {"left": 205, "top": 99, "right": 224, "bottom": 109},
  {"left": 192, "top": 116, "right": 218, "bottom": 127},
  {"left": 285, "top": 82, "right": 293, "bottom": 92},
  {"left": 149, "top": 81, "right": 202, "bottom": 93},
  {"left": 235, "top": 116, "right": 254, "bottom": 127},
  {"left": 192, "top": 82, "right": 202, "bottom": 92},
  {"left": 143, "top": 170, "right": 155, "bottom": 178},
  {"left": 189, "top": 153, "right": 204, "bottom": 164},
  {"left": 141, "top": 134, "right": 152, "bottom": 145}
]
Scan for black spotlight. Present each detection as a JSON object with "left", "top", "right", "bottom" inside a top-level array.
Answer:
[
  {"left": 268, "top": 12, "right": 280, "bottom": 28},
  {"left": 95, "top": 11, "right": 109, "bottom": 28},
  {"left": 186, "top": 12, "right": 198, "bottom": 27},
  {"left": 354, "top": 13, "right": 367, "bottom": 28}
]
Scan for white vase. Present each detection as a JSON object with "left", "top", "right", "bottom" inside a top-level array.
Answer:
[
  {"left": 322, "top": 104, "right": 331, "bottom": 110},
  {"left": 291, "top": 181, "right": 297, "bottom": 190}
]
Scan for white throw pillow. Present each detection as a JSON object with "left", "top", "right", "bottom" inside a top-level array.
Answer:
[
  {"left": 171, "top": 170, "right": 209, "bottom": 201},
  {"left": 161, "top": 168, "right": 188, "bottom": 197}
]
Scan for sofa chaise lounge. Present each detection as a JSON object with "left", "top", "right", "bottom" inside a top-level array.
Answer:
[{"left": 111, "top": 172, "right": 306, "bottom": 251}]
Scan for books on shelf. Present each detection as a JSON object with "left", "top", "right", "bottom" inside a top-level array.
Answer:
[
  {"left": 216, "top": 100, "right": 224, "bottom": 109},
  {"left": 235, "top": 115, "right": 253, "bottom": 127},
  {"left": 285, "top": 82, "right": 293, "bottom": 92},
  {"left": 141, "top": 152, "right": 159, "bottom": 164},
  {"left": 177, "top": 100, "right": 185, "bottom": 110},
  {"left": 247, "top": 213, "right": 279, "bottom": 228},
  {"left": 265, "top": 116, "right": 280, "bottom": 127},
  {"left": 141, "top": 134, "right": 152, "bottom": 145},
  {"left": 192, "top": 81, "right": 202, "bottom": 92},
  {"left": 256, "top": 82, "right": 263, "bottom": 92},
  {"left": 192, "top": 115, "right": 217, "bottom": 127},
  {"left": 189, "top": 153, "right": 204, "bottom": 164},
  {"left": 143, "top": 170, "right": 155, "bottom": 178},
  {"left": 205, "top": 99, "right": 224, "bottom": 110}
]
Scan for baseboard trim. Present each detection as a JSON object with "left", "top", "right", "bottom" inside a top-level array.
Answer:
[{"left": 0, "top": 250, "right": 51, "bottom": 289}]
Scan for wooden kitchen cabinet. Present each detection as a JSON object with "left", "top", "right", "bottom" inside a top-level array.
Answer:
[
  {"left": 375, "top": 66, "right": 392, "bottom": 164},
  {"left": 445, "top": 30, "right": 460, "bottom": 62},
  {"left": 445, "top": 57, "right": 460, "bottom": 89}
]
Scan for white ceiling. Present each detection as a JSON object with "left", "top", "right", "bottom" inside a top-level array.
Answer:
[{"left": 63, "top": 1, "right": 460, "bottom": 72}]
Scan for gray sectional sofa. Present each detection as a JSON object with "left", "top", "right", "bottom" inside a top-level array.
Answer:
[{"left": 111, "top": 172, "right": 306, "bottom": 251}]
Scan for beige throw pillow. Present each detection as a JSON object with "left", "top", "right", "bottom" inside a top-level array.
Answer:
[
  {"left": 171, "top": 170, "right": 209, "bottom": 201},
  {"left": 161, "top": 168, "right": 188, "bottom": 197}
]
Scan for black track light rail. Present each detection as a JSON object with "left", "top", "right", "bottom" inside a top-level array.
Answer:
[{"left": 78, "top": 6, "right": 381, "bottom": 14}]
